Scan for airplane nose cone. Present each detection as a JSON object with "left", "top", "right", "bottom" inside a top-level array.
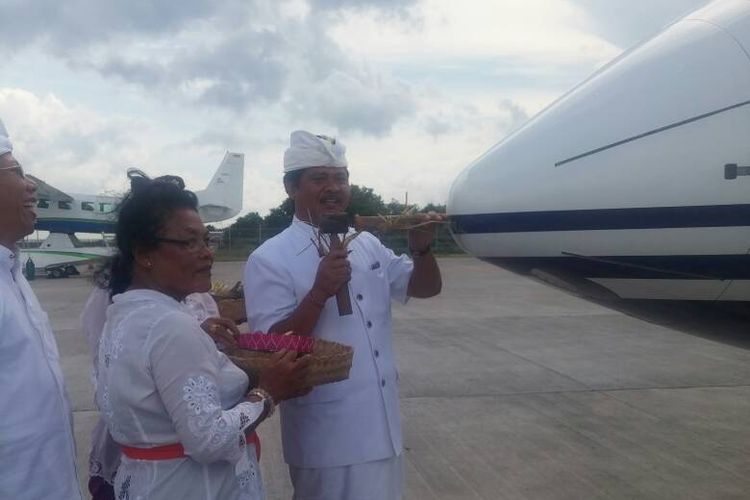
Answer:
[{"left": 449, "top": 0, "right": 750, "bottom": 260}]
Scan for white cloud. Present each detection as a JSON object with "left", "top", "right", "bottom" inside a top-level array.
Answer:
[
  {"left": 330, "top": 0, "right": 620, "bottom": 65},
  {"left": 0, "top": 88, "right": 247, "bottom": 204},
  {"left": 0, "top": 88, "right": 143, "bottom": 194},
  {"left": 0, "top": 0, "right": 700, "bottom": 221},
  {"left": 290, "top": 70, "right": 417, "bottom": 136},
  {"left": 569, "top": 0, "right": 711, "bottom": 49},
  {"left": 0, "top": 0, "right": 422, "bottom": 136}
]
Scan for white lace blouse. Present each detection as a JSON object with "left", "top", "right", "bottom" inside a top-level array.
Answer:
[{"left": 97, "top": 289, "right": 266, "bottom": 500}]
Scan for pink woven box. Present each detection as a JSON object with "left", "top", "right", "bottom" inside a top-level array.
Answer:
[{"left": 236, "top": 332, "right": 315, "bottom": 353}]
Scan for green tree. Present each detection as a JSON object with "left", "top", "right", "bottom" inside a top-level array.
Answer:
[
  {"left": 347, "top": 184, "right": 387, "bottom": 216},
  {"left": 263, "top": 198, "right": 294, "bottom": 230},
  {"left": 386, "top": 198, "right": 407, "bottom": 215},
  {"left": 420, "top": 203, "right": 446, "bottom": 213},
  {"left": 231, "top": 212, "right": 263, "bottom": 229}
]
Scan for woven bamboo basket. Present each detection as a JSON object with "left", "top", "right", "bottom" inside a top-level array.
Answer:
[
  {"left": 214, "top": 298, "right": 247, "bottom": 324},
  {"left": 226, "top": 338, "right": 353, "bottom": 387}
]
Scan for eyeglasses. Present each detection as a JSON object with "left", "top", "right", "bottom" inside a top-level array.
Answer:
[
  {"left": 155, "top": 236, "right": 213, "bottom": 255},
  {"left": 0, "top": 163, "right": 25, "bottom": 179}
]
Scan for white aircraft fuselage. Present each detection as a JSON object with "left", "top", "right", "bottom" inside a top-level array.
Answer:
[
  {"left": 448, "top": 0, "right": 750, "bottom": 314},
  {"left": 34, "top": 193, "right": 119, "bottom": 234}
]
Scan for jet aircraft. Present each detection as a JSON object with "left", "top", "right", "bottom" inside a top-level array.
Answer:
[{"left": 448, "top": 0, "right": 750, "bottom": 337}]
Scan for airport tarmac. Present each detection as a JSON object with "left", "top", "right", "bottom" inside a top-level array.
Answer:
[{"left": 34, "top": 257, "right": 750, "bottom": 500}]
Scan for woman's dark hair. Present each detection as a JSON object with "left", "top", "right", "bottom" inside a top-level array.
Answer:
[{"left": 102, "top": 171, "right": 198, "bottom": 297}]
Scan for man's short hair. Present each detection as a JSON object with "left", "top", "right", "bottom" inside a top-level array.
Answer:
[{"left": 283, "top": 169, "right": 305, "bottom": 190}]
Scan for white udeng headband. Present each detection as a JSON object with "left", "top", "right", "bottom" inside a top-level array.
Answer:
[{"left": 283, "top": 130, "right": 347, "bottom": 173}]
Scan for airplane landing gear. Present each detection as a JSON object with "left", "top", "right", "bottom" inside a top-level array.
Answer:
[
  {"left": 47, "top": 267, "right": 64, "bottom": 279},
  {"left": 46, "top": 265, "right": 79, "bottom": 279}
]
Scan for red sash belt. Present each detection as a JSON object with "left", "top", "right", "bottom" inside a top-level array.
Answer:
[{"left": 121, "top": 430, "right": 261, "bottom": 462}]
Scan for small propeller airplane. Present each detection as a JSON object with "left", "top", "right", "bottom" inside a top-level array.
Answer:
[{"left": 21, "top": 152, "right": 244, "bottom": 277}]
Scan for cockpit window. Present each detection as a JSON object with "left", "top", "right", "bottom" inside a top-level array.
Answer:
[
  {"left": 58, "top": 201, "right": 72, "bottom": 210},
  {"left": 81, "top": 201, "right": 94, "bottom": 211},
  {"left": 37, "top": 199, "right": 50, "bottom": 209}
]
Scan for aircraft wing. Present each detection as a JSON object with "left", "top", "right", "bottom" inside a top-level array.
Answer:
[{"left": 27, "top": 175, "right": 74, "bottom": 203}]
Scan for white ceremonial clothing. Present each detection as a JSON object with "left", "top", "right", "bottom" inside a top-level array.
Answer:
[
  {"left": 184, "top": 291, "right": 221, "bottom": 323},
  {"left": 83, "top": 289, "right": 223, "bottom": 484},
  {"left": 82, "top": 289, "right": 224, "bottom": 483},
  {"left": 84, "top": 290, "right": 220, "bottom": 382},
  {"left": 82, "top": 286, "right": 110, "bottom": 382},
  {"left": 81, "top": 285, "right": 121, "bottom": 484},
  {"left": 244, "top": 217, "right": 413, "bottom": 469},
  {"left": 96, "top": 289, "right": 266, "bottom": 500},
  {"left": 0, "top": 245, "right": 82, "bottom": 500},
  {"left": 290, "top": 455, "right": 403, "bottom": 500}
]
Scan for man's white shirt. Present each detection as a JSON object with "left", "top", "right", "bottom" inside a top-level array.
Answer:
[
  {"left": 0, "top": 245, "right": 82, "bottom": 499},
  {"left": 244, "top": 217, "right": 414, "bottom": 468}
]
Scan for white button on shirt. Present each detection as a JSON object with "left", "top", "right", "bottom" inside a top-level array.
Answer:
[
  {"left": 244, "top": 217, "right": 414, "bottom": 468},
  {"left": 0, "top": 245, "right": 82, "bottom": 499}
]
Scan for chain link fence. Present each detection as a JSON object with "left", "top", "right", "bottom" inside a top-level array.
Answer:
[{"left": 214, "top": 224, "right": 463, "bottom": 261}]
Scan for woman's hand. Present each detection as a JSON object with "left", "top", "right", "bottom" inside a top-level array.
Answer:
[
  {"left": 257, "top": 350, "right": 313, "bottom": 402},
  {"left": 200, "top": 317, "right": 240, "bottom": 347}
]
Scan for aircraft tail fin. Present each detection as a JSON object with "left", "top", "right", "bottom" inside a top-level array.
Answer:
[{"left": 195, "top": 152, "right": 245, "bottom": 223}]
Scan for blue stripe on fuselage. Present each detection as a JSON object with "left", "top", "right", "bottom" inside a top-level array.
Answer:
[
  {"left": 451, "top": 204, "right": 750, "bottom": 234},
  {"left": 486, "top": 255, "right": 750, "bottom": 280}
]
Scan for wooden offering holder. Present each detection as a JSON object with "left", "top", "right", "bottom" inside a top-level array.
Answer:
[
  {"left": 353, "top": 213, "right": 450, "bottom": 233},
  {"left": 319, "top": 214, "right": 353, "bottom": 316}
]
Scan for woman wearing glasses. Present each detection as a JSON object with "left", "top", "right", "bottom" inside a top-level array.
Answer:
[
  {"left": 96, "top": 173, "right": 310, "bottom": 499},
  {"left": 83, "top": 176, "right": 244, "bottom": 500}
]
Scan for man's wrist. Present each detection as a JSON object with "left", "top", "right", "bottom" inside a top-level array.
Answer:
[{"left": 308, "top": 288, "right": 328, "bottom": 308}]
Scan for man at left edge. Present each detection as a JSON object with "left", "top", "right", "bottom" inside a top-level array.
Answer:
[{"left": 0, "top": 118, "right": 83, "bottom": 499}]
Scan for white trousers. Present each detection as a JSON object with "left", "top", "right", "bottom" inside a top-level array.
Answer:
[{"left": 289, "top": 454, "right": 403, "bottom": 500}]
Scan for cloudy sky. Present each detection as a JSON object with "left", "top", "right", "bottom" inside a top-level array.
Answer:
[{"left": 0, "top": 0, "right": 709, "bottom": 221}]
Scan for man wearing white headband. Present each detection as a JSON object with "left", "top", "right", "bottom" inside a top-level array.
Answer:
[
  {"left": 244, "top": 130, "right": 443, "bottom": 500},
  {"left": 0, "top": 119, "right": 83, "bottom": 499}
]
